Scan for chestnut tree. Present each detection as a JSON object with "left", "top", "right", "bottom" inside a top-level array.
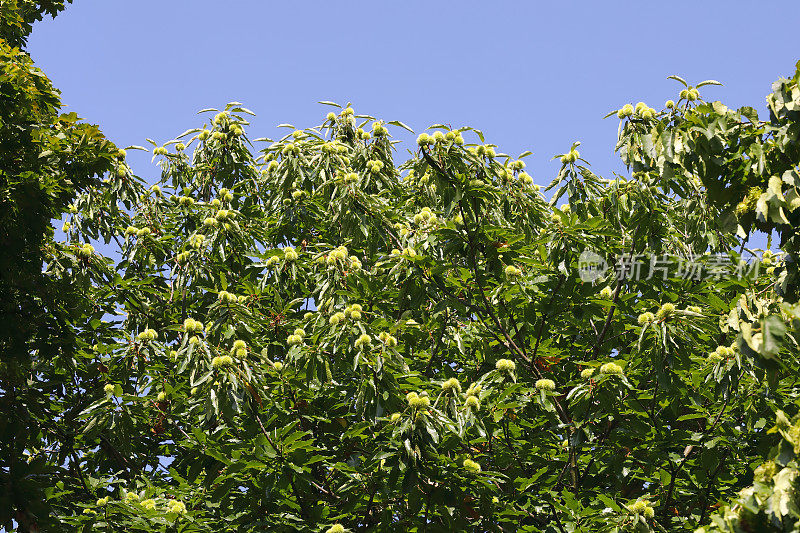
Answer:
[{"left": 7, "top": 11, "right": 800, "bottom": 528}]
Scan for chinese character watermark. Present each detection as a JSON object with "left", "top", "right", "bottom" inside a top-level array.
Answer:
[{"left": 578, "top": 251, "right": 780, "bottom": 282}]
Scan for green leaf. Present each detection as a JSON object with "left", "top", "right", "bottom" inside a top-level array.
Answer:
[
  {"left": 387, "top": 120, "right": 414, "bottom": 133},
  {"left": 667, "top": 75, "right": 688, "bottom": 87}
]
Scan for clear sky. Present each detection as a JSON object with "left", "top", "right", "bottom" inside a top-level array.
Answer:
[{"left": 27, "top": 1, "right": 800, "bottom": 200}]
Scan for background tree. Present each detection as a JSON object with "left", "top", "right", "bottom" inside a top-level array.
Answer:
[
  {"left": 0, "top": 0, "right": 72, "bottom": 49},
  {"left": 0, "top": 1, "right": 119, "bottom": 529}
]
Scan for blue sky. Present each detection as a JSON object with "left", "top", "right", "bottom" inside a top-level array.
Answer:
[{"left": 28, "top": 1, "right": 800, "bottom": 199}]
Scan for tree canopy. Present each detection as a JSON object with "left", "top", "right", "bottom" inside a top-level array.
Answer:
[
  {"left": 3, "top": 4, "right": 800, "bottom": 531},
  {"left": 0, "top": 3, "right": 117, "bottom": 528}
]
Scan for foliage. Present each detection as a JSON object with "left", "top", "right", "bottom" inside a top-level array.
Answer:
[
  {"left": 0, "top": 0, "right": 72, "bottom": 49},
  {"left": 4, "top": 5, "right": 800, "bottom": 529},
  {"left": 22, "top": 61, "right": 800, "bottom": 531},
  {"left": 697, "top": 409, "right": 800, "bottom": 533},
  {"left": 614, "top": 66, "right": 800, "bottom": 304},
  {"left": 0, "top": 6, "right": 118, "bottom": 529}
]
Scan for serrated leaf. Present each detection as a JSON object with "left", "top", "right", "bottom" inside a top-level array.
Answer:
[
  {"left": 388, "top": 120, "right": 414, "bottom": 133},
  {"left": 667, "top": 75, "right": 688, "bottom": 87},
  {"left": 175, "top": 128, "right": 200, "bottom": 139}
]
